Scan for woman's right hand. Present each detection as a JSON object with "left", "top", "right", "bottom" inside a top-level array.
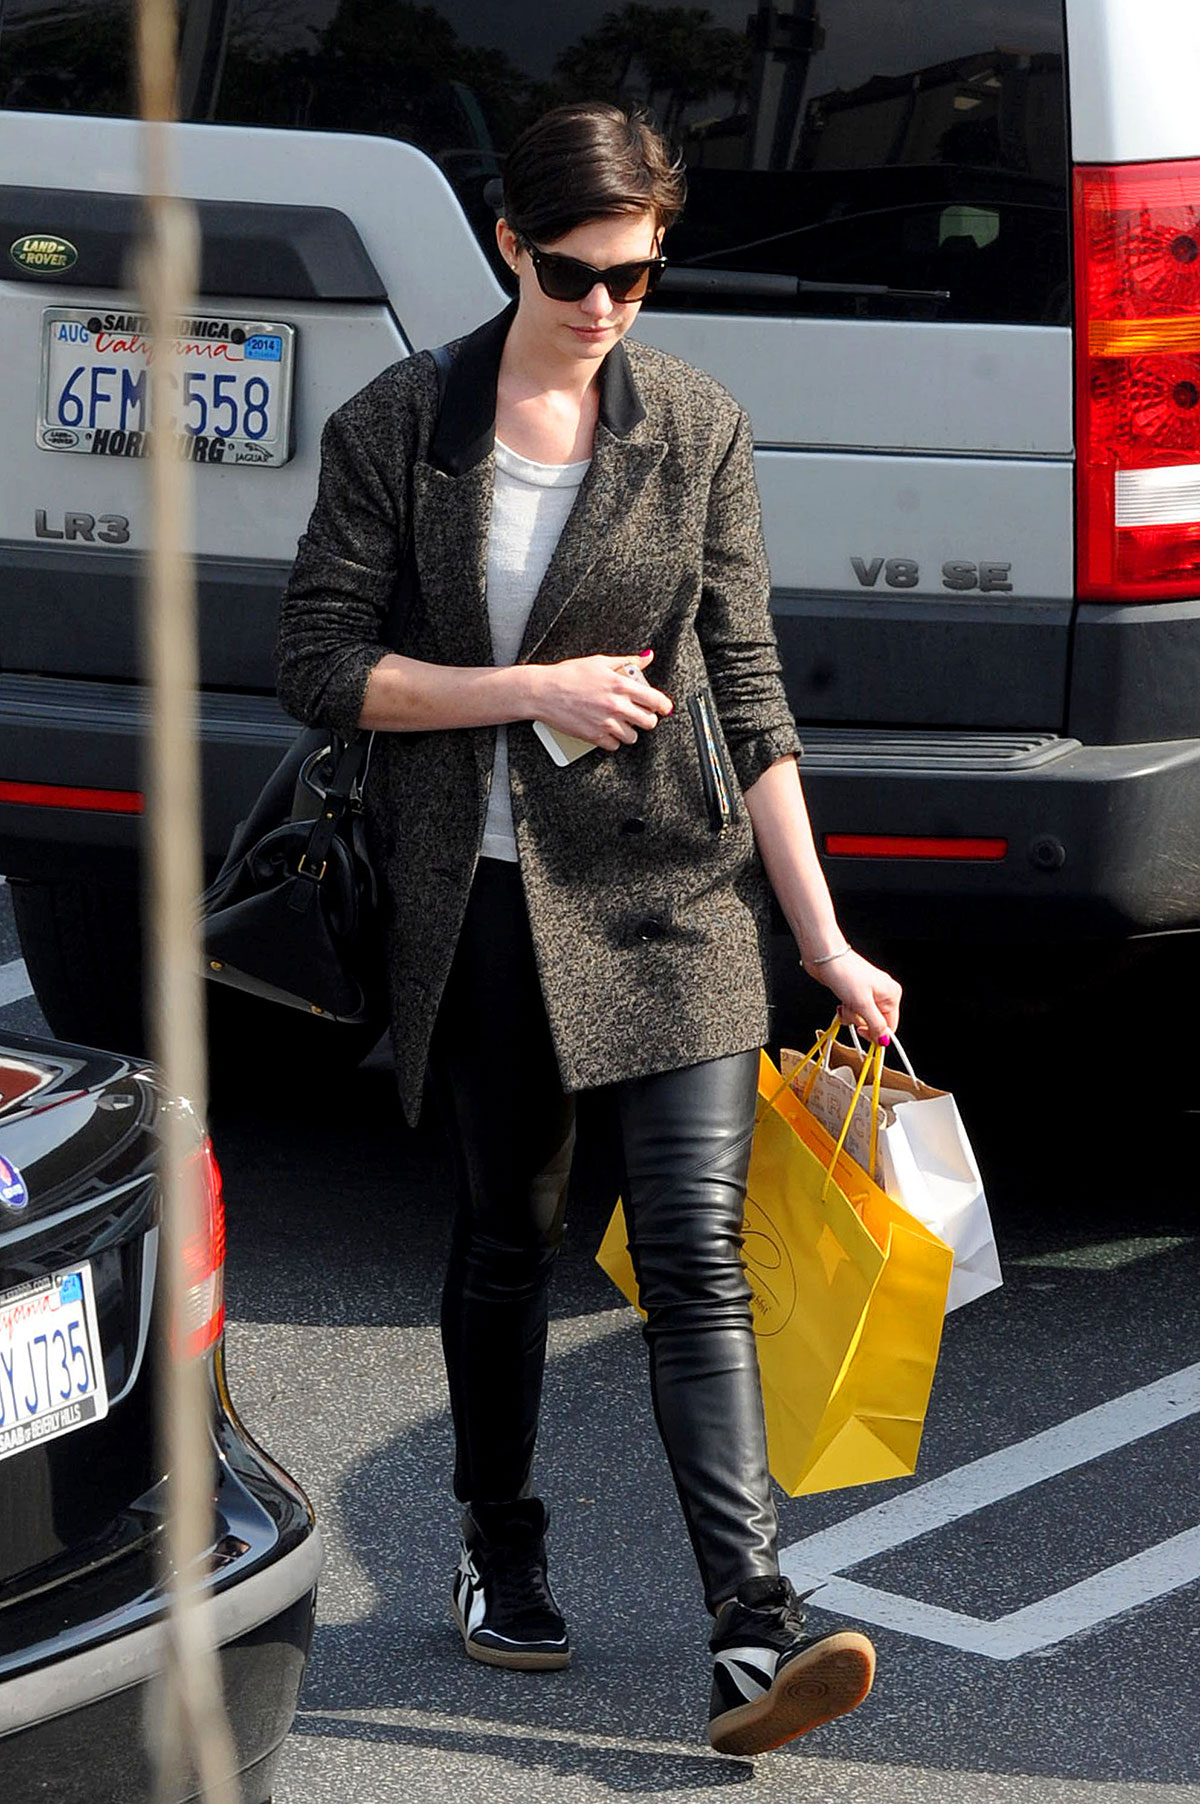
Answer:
[{"left": 527, "top": 649, "right": 674, "bottom": 751}]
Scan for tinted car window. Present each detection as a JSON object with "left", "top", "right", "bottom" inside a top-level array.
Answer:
[
  {"left": 1, "top": 0, "right": 1070, "bottom": 324},
  {"left": 0, "top": 1, "right": 223, "bottom": 118},
  {"left": 0, "top": 0, "right": 136, "bottom": 116}
]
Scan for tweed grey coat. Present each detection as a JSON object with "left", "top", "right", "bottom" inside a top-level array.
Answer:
[{"left": 276, "top": 305, "right": 802, "bottom": 1125}]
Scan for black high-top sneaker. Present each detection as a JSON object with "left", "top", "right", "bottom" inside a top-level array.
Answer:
[
  {"left": 451, "top": 1498, "right": 571, "bottom": 1671},
  {"left": 708, "top": 1575, "right": 875, "bottom": 1755}
]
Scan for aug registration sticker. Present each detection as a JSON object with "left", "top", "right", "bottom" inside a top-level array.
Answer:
[{"left": 37, "top": 307, "right": 296, "bottom": 467}]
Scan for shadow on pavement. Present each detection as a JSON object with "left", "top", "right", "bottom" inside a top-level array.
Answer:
[{"left": 291, "top": 1707, "right": 756, "bottom": 1793}]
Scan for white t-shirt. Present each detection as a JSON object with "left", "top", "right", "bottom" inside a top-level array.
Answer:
[{"left": 481, "top": 436, "right": 590, "bottom": 862}]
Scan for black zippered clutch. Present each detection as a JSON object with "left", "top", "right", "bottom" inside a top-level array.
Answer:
[{"left": 687, "top": 687, "right": 736, "bottom": 831}]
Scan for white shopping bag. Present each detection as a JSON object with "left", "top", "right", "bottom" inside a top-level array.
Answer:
[{"left": 783, "top": 1025, "right": 1002, "bottom": 1314}]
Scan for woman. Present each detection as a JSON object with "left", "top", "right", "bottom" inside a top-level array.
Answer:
[{"left": 277, "top": 102, "right": 901, "bottom": 1756}]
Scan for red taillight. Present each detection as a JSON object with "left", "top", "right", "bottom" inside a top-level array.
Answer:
[
  {"left": 0, "top": 780, "right": 144, "bottom": 813},
  {"left": 1075, "top": 160, "right": 1200, "bottom": 599},
  {"left": 178, "top": 1136, "right": 226, "bottom": 1359},
  {"left": 824, "top": 834, "right": 1008, "bottom": 861}
]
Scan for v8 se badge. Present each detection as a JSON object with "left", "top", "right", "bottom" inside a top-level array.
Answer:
[{"left": 851, "top": 556, "right": 1013, "bottom": 593}]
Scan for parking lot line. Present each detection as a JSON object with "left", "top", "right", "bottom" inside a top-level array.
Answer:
[
  {"left": 0, "top": 958, "right": 32, "bottom": 1007},
  {"left": 1014, "top": 1236, "right": 1190, "bottom": 1272},
  {"left": 780, "top": 1362, "right": 1200, "bottom": 1659}
]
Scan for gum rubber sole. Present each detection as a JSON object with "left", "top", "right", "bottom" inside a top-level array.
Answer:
[
  {"left": 453, "top": 1603, "right": 571, "bottom": 1671},
  {"left": 708, "top": 1631, "right": 876, "bottom": 1756}
]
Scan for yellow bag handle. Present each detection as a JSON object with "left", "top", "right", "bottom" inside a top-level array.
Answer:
[
  {"left": 763, "top": 1016, "right": 886, "bottom": 1193},
  {"left": 868, "top": 1037, "right": 883, "bottom": 1179},
  {"left": 822, "top": 1037, "right": 885, "bottom": 1199},
  {"left": 797, "top": 1019, "right": 840, "bottom": 1106}
]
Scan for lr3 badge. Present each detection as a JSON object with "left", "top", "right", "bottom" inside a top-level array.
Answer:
[
  {"left": 35, "top": 510, "right": 130, "bottom": 544},
  {"left": 852, "top": 556, "right": 1013, "bottom": 593}
]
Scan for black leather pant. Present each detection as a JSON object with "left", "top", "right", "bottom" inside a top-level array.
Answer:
[{"left": 430, "top": 858, "right": 779, "bottom": 1611}]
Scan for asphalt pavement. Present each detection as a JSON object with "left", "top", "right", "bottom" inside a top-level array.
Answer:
[{"left": 2, "top": 887, "right": 1199, "bottom": 1803}]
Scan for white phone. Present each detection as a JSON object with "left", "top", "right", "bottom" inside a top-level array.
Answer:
[
  {"left": 532, "top": 720, "right": 599, "bottom": 767},
  {"left": 532, "top": 662, "right": 653, "bottom": 767}
]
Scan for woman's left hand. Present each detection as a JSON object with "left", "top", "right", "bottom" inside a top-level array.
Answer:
[{"left": 809, "top": 950, "right": 902, "bottom": 1044}]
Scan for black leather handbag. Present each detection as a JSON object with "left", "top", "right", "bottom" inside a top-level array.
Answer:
[
  {"left": 200, "top": 727, "right": 386, "bottom": 1025},
  {"left": 200, "top": 344, "right": 451, "bottom": 1028}
]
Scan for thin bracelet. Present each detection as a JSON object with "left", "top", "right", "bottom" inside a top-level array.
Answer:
[{"left": 804, "top": 943, "right": 852, "bottom": 969}]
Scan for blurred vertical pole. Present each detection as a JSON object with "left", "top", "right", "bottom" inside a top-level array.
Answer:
[{"left": 136, "top": 2, "right": 238, "bottom": 1800}]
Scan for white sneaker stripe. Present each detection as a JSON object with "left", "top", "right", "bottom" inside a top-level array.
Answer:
[
  {"left": 715, "top": 1644, "right": 779, "bottom": 1702},
  {"left": 475, "top": 1630, "right": 569, "bottom": 1648},
  {"left": 455, "top": 1546, "right": 490, "bottom": 1636}
]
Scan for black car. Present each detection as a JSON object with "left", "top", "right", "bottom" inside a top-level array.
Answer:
[{"left": 0, "top": 1030, "right": 320, "bottom": 1802}]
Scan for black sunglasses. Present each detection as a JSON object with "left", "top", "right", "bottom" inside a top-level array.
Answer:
[{"left": 516, "top": 236, "right": 667, "bottom": 304}]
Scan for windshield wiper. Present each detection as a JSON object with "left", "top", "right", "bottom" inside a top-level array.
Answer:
[{"left": 657, "top": 267, "right": 950, "bottom": 302}]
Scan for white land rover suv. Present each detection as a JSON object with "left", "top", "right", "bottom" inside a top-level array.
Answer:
[{"left": 0, "top": 0, "right": 1198, "bottom": 1060}]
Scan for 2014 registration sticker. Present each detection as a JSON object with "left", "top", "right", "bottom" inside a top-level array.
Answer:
[
  {"left": 0, "top": 1264, "right": 110, "bottom": 1462},
  {"left": 37, "top": 307, "right": 296, "bottom": 467}
]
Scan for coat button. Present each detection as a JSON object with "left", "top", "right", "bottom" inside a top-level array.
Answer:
[
  {"left": 637, "top": 918, "right": 665, "bottom": 941},
  {"left": 621, "top": 817, "right": 646, "bottom": 835}
]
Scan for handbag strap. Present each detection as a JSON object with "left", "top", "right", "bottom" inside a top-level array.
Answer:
[
  {"left": 290, "top": 735, "right": 371, "bottom": 909},
  {"left": 430, "top": 340, "right": 453, "bottom": 396}
]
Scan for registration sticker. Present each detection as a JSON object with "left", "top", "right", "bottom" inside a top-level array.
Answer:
[{"left": 0, "top": 1264, "right": 110, "bottom": 1462}]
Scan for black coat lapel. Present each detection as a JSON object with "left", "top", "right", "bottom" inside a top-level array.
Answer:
[{"left": 428, "top": 304, "right": 514, "bottom": 478}]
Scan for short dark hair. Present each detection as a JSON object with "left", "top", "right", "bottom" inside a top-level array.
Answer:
[{"left": 501, "top": 103, "right": 685, "bottom": 245}]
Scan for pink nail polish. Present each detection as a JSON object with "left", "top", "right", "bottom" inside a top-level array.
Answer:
[
  {"left": 879, "top": 1032, "right": 891, "bottom": 1046},
  {"left": 639, "top": 648, "right": 652, "bottom": 657}
]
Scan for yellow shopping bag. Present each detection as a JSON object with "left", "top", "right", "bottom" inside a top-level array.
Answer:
[{"left": 596, "top": 1048, "right": 954, "bottom": 1496}]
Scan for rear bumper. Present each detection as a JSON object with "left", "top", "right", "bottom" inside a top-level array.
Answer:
[
  {"left": 0, "top": 1526, "right": 321, "bottom": 1739},
  {"left": 0, "top": 674, "right": 294, "bottom": 881},
  {"left": 797, "top": 728, "right": 1200, "bottom": 938},
  {"left": 0, "top": 1585, "right": 317, "bottom": 1804},
  {"left": 0, "top": 1360, "right": 322, "bottom": 1800},
  {"left": 1, "top": 678, "right": 1199, "bottom": 936}
]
